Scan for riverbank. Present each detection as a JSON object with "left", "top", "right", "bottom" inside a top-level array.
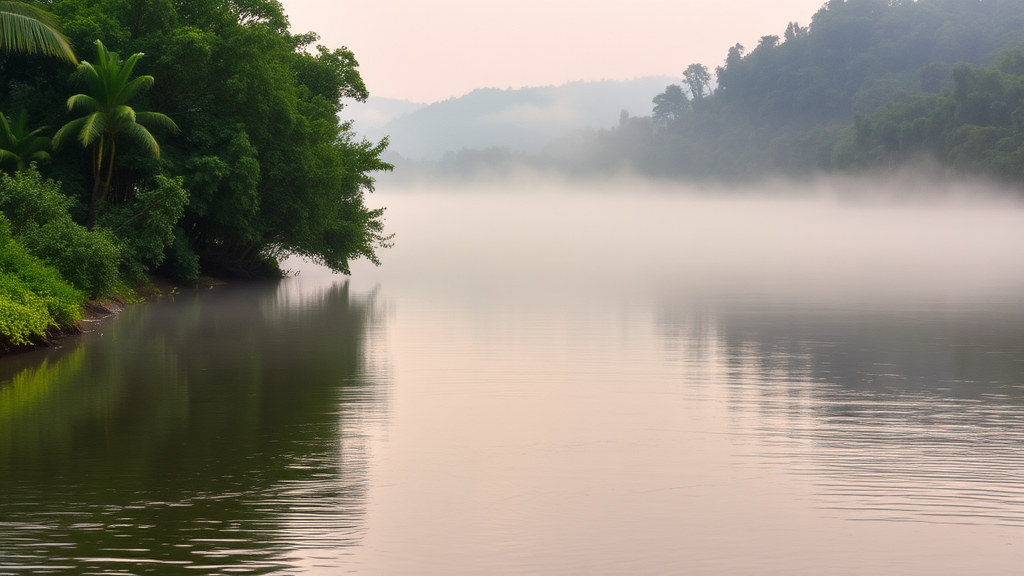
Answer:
[{"left": 0, "top": 275, "right": 224, "bottom": 357}]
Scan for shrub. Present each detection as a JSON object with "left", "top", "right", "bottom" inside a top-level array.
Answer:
[
  {"left": 98, "top": 175, "right": 189, "bottom": 283},
  {"left": 0, "top": 216, "right": 84, "bottom": 347},
  {"left": 0, "top": 169, "right": 121, "bottom": 297}
]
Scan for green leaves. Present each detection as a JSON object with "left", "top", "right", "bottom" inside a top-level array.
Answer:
[
  {"left": 0, "top": 1, "right": 76, "bottom": 63},
  {"left": 57, "top": 40, "right": 177, "bottom": 157},
  {"left": 0, "top": 110, "right": 51, "bottom": 172},
  {"left": 0, "top": 168, "right": 121, "bottom": 298},
  {"left": 3, "top": 0, "right": 390, "bottom": 281}
]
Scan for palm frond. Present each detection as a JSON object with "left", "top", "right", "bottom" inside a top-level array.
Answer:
[
  {"left": 51, "top": 117, "right": 82, "bottom": 150},
  {"left": 0, "top": 112, "right": 13, "bottom": 146},
  {"left": 0, "top": 5, "right": 76, "bottom": 63},
  {"left": 67, "top": 93, "right": 98, "bottom": 113},
  {"left": 77, "top": 112, "right": 106, "bottom": 147},
  {"left": 116, "top": 51, "right": 144, "bottom": 88},
  {"left": 135, "top": 111, "right": 179, "bottom": 133},
  {"left": 120, "top": 74, "right": 154, "bottom": 103},
  {"left": 121, "top": 122, "right": 160, "bottom": 157},
  {"left": 110, "top": 104, "right": 136, "bottom": 125}
]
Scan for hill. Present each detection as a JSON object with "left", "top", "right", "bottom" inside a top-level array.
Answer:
[
  {"left": 403, "top": 0, "right": 1024, "bottom": 185},
  {"left": 350, "top": 77, "right": 674, "bottom": 160}
]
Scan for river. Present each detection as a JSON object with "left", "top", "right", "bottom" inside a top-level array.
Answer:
[{"left": 1, "top": 179, "right": 1023, "bottom": 574}]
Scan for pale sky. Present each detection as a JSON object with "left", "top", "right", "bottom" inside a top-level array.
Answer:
[{"left": 280, "top": 0, "right": 828, "bottom": 104}]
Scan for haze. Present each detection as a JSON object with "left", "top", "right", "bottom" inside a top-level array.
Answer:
[
  {"left": 280, "top": 0, "right": 827, "bottom": 102},
  {"left": 341, "top": 175, "right": 1024, "bottom": 307}
]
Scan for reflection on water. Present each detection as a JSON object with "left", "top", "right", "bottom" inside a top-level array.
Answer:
[
  {"left": 0, "top": 278, "right": 388, "bottom": 574},
  {"left": 661, "top": 306, "right": 1024, "bottom": 527},
  {"left": 2, "top": 186, "right": 1024, "bottom": 574}
]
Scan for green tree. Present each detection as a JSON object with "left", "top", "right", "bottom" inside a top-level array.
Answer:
[
  {"left": 0, "top": 0, "right": 76, "bottom": 62},
  {"left": 1, "top": 0, "right": 392, "bottom": 279},
  {"left": 52, "top": 39, "right": 177, "bottom": 229},
  {"left": 0, "top": 110, "right": 49, "bottom": 172}
]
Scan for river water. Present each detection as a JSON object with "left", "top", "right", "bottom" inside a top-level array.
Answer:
[{"left": 2, "top": 180, "right": 1024, "bottom": 574}]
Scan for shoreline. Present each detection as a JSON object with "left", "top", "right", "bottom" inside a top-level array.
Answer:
[{"left": 0, "top": 276, "right": 225, "bottom": 358}]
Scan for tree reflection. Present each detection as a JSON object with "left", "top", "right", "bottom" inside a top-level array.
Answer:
[
  {"left": 0, "top": 278, "right": 387, "bottom": 573},
  {"left": 657, "top": 303, "right": 1024, "bottom": 526}
]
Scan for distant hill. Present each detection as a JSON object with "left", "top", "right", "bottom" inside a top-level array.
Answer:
[{"left": 345, "top": 77, "right": 675, "bottom": 160}]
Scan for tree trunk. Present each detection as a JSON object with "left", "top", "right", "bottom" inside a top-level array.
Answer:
[
  {"left": 102, "top": 138, "right": 115, "bottom": 203},
  {"left": 86, "top": 145, "right": 102, "bottom": 231}
]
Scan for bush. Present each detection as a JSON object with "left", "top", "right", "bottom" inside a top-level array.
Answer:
[
  {"left": 0, "top": 216, "right": 84, "bottom": 347},
  {"left": 20, "top": 219, "right": 121, "bottom": 298},
  {"left": 162, "top": 227, "right": 201, "bottom": 283},
  {"left": 97, "top": 175, "right": 189, "bottom": 283},
  {"left": 0, "top": 169, "right": 122, "bottom": 297}
]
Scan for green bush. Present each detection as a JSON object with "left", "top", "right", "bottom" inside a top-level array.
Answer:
[
  {"left": 97, "top": 175, "right": 189, "bottom": 283},
  {"left": 0, "top": 169, "right": 121, "bottom": 297},
  {"left": 162, "top": 227, "right": 201, "bottom": 283},
  {"left": 0, "top": 216, "right": 84, "bottom": 347},
  {"left": 20, "top": 219, "right": 121, "bottom": 298}
]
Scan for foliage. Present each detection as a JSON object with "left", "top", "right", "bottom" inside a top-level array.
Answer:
[
  {"left": 52, "top": 39, "right": 177, "bottom": 229},
  {"left": 0, "top": 168, "right": 120, "bottom": 297},
  {"left": 682, "top": 64, "right": 711, "bottom": 103},
  {"left": 546, "top": 0, "right": 1024, "bottom": 180},
  {"left": 0, "top": 109, "right": 49, "bottom": 172},
  {"left": 835, "top": 45, "right": 1024, "bottom": 180},
  {"left": 0, "top": 0, "right": 76, "bottom": 62},
  {"left": 0, "top": 214, "right": 83, "bottom": 348},
  {"left": 96, "top": 173, "right": 187, "bottom": 283},
  {"left": 652, "top": 85, "right": 688, "bottom": 125},
  {"left": 0, "top": 0, "right": 390, "bottom": 282}
]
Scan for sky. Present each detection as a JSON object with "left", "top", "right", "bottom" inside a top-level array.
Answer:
[{"left": 279, "top": 0, "right": 829, "bottom": 104}]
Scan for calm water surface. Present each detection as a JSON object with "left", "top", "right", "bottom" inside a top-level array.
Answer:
[{"left": 2, "top": 184, "right": 1024, "bottom": 574}]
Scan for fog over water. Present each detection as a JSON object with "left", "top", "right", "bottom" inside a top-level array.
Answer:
[
  {"left": 346, "top": 174, "right": 1024, "bottom": 306},
  {"left": 2, "top": 176, "right": 1023, "bottom": 574}
]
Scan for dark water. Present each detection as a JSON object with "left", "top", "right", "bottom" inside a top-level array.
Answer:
[
  {"left": 0, "top": 281, "right": 387, "bottom": 574},
  {"left": 2, "top": 186, "right": 1024, "bottom": 574}
]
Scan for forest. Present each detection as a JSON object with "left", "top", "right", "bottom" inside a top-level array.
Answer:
[
  {"left": 566, "top": 0, "right": 1024, "bottom": 179},
  {"left": 418, "top": 0, "right": 1024, "bottom": 183},
  {"left": 0, "top": 0, "right": 391, "bottom": 349}
]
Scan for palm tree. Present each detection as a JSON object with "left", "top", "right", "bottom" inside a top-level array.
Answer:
[
  {"left": 0, "top": 1, "right": 76, "bottom": 63},
  {"left": 53, "top": 39, "right": 177, "bottom": 229},
  {"left": 0, "top": 109, "right": 50, "bottom": 172}
]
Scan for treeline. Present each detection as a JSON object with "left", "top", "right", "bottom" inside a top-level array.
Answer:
[
  {"left": 0, "top": 0, "right": 390, "bottom": 349},
  {"left": 562, "top": 0, "right": 1024, "bottom": 179},
  {"left": 401, "top": 0, "right": 1024, "bottom": 183}
]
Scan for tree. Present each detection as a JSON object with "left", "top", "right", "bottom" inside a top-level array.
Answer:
[
  {"left": 0, "top": 110, "right": 49, "bottom": 172},
  {"left": 784, "top": 22, "right": 807, "bottom": 42},
  {"left": 0, "top": 0, "right": 75, "bottom": 62},
  {"left": 652, "top": 84, "right": 688, "bottom": 125},
  {"left": 726, "top": 44, "right": 744, "bottom": 68},
  {"left": 682, "top": 63, "right": 711, "bottom": 102},
  {"left": 758, "top": 35, "right": 779, "bottom": 49},
  {"left": 52, "top": 40, "right": 177, "bottom": 229},
  {"left": 1, "top": 0, "right": 393, "bottom": 279}
]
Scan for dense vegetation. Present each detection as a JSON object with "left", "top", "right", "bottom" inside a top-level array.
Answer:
[
  {"left": 551, "top": 0, "right": 1024, "bottom": 179},
  {"left": 0, "top": 0, "right": 391, "bottom": 349},
  {"left": 408, "top": 0, "right": 1024, "bottom": 184}
]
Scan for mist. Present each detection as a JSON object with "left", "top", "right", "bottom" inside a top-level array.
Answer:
[
  {"left": 344, "top": 173, "right": 1024, "bottom": 307},
  {"left": 345, "top": 77, "right": 674, "bottom": 161}
]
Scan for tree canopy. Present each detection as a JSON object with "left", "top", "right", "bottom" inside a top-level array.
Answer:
[
  {"left": 545, "top": 0, "right": 1024, "bottom": 182},
  {"left": 1, "top": 0, "right": 391, "bottom": 278}
]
